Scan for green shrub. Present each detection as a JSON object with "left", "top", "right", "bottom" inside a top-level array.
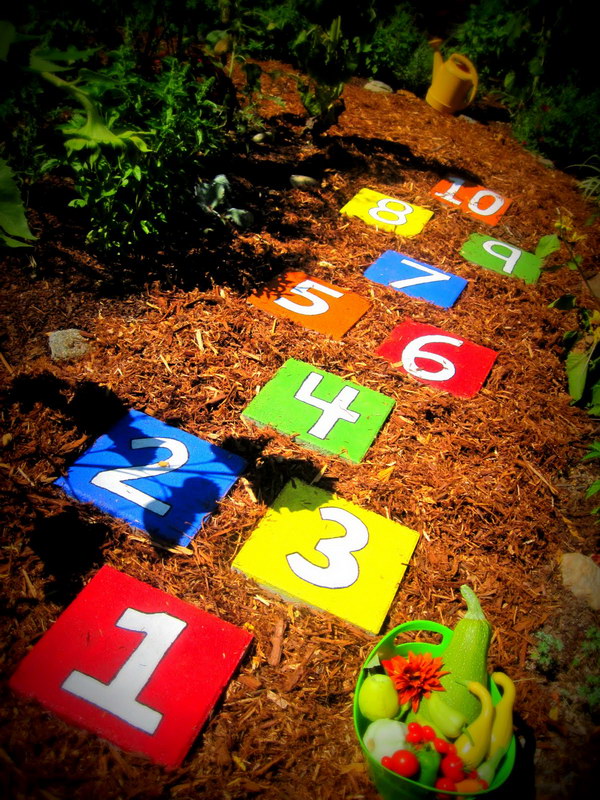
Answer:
[{"left": 362, "top": 5, "right": 430, "bottom": 93}]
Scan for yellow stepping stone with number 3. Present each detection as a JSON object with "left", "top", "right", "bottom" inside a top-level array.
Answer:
[{"left": 340, "top": 188, "right": 433, "bottom": 236}]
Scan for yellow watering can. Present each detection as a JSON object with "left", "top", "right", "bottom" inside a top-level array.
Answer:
[{"left": 425, "top": 38, "right": 478, "bottom": 115}]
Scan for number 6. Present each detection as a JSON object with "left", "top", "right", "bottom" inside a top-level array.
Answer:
[{"left": 402, "top": 334, "right": 463, "bottom": 381}]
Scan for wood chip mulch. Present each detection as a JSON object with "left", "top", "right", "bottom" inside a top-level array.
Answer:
[{"left": 1, "top": 61, "right": 599, "bottom": 799}]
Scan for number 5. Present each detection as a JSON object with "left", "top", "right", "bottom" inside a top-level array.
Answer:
[{"left": 274, "top": 279, "right": 343, "bottom": 316}]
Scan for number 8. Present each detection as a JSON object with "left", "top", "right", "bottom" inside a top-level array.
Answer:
[{"left": 368, "top": 197, "right": 413, "bottom": 227}]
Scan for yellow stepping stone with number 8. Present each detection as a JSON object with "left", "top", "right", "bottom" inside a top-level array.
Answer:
[{"left": 340, "top": 188, "right": 433, "bottom": 236}]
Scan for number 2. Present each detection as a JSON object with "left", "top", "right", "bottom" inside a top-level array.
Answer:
[
  {"left": 274, "top": 279, "right": 343, "bottom": 316},
  {"left": 62, "top": 608, "right": 187, "bottom": 734},
  {"left": 286, "top": 506, "right": 369, "bottom": 588},
  {"left": 91, "top": 437, "right": 189, "bottom": 516}
]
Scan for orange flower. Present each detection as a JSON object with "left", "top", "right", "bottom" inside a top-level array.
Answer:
[{"left": 381, "top": 651, "right": 449, "bottom": 713}]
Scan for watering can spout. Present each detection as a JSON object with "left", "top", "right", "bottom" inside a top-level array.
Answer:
[{"left": 425, "top": 38, "right": 478, "bottom": 115}]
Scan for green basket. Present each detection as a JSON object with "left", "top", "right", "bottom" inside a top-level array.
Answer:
[{"left": 353, "top": 621, "right": 516, "bottom": 800}]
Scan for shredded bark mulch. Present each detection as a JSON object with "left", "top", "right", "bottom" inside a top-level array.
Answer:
[{"left": 1, "top": 62, "right": 599, "bottom": 799}]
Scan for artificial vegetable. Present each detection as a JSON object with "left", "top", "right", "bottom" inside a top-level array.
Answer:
[
  {"left": 415, "top": 744, "right": 441, "bottom": 787},
  {"left": 455, "top": 776, "right": 488, "bottom": 793},
  {"left": 363, "top": 719, "right": 408, "bottom": 762},
  {"left": 358, "top": 673, "right": 400, "bottom": 721},
  {"left": 438, "top": 585, "right": 492, "bottom": 723},
  {"left": 422, "top": 689, "right": 468, "bottom": 738},
  {"left": 487, "top": 671, "right": 516, "bottom": 761},
  {"left": 453, "top": 681, "right": 494, "bottom": 770},
  {"left": 477, "top": 746, "right": 506, "bottom": 785}
]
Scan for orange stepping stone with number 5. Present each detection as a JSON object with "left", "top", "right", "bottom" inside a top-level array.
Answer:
[{"left": 249, "top": 270, "right": 370, "bottom": 339}]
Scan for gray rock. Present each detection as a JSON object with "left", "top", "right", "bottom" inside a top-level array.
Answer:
[
  {"left": 364, "top": 80, "right": 393, "bottom": 94},
  {"left": 289, "top": 174, "right": 320, "bottom": 191},
  {"left": 560, "top": 552, "right": 600, "bottom": 610},
  {"left": 48, "top": 329, "right": 90, "bottom": 361}
]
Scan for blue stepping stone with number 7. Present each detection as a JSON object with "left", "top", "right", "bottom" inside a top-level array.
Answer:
[
  {"left": 55, "top": 409, "right": 246, "bottom": 546},
  {"left": 364, "top": 250, "right": 467, "bottom": 308}
]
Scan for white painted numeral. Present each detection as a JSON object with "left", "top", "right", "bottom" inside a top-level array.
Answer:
[
  {"left": 91, "top": 437, "right": 189, "bottom": 516},
  {"left": 389, "top": 258, "right": 451, "bottom": 290},
  {"left": 402, "top": 334, "right": 463, "bottom": 382},
  {"left": 294, "top": 373, "right": 360, "bottom": 439},
  {"left": 467, "top": 189, "right": 505, "bottom": 217},
  {"left": 274, "top": 279, "right": 343, "bottom": 316},
  {"left": 62, "top": 608, "right": 187, "bottom": 734},
  {"left": 369, "top": 197, "right": 413, "bottom": 226},
  {"left": 286, "top": 506, "right": 368, "bottom": 588},
  {"left": 482, "top": 239, "right": 522, "bottom": 274},
  {"left": 434, "top": 177, "right": 464, "bottom": 205}
]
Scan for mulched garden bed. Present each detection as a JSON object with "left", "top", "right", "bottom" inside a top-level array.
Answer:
[{"left": 1, "top": 61, "right": 599, "bottom": 799}]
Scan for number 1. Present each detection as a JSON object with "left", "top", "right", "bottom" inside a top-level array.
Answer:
[{"left": 62, "top": 608, "right": 187, "bottom": 735}]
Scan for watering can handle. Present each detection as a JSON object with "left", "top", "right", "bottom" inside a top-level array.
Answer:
[{"left": 452, "top": 53, "right": 478, "bottom": 107}]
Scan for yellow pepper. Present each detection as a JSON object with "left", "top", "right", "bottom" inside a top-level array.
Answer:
[
  {"left": 486, "top": 671, "right": 516, "bottom": 761},
  {"left": 454, "top": 681, "right": 494, "bottom": 770}
]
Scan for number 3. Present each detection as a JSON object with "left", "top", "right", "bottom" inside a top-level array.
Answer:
[
  {"left": 286, "top": 506, "right": 369, "bottom": 589},
  {"left": 91, "top": 437, "right": 189, "bottom": 516}
]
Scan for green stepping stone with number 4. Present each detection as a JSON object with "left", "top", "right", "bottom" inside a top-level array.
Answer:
[
  {"left": 461, "top": 233, "right": 542, "bottom": 284},
  {"left": 242, "top": 359, "right": 395, "bottom": 463}
]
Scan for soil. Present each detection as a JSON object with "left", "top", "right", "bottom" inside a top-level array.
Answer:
[{"left": 1, "top": 62, "right": 599, "bottom": 800}]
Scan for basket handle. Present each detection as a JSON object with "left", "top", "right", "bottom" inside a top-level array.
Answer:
[{"left": 363, "top": 620, "right": 453, "bottom": 669}]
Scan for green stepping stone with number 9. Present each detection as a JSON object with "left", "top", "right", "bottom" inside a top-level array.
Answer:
[{"left": 242, "top": 359, "right": 395, "bottom": 463}]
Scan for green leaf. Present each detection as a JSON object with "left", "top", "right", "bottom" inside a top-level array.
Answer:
[
  {"left": 535, "top": 234, "right": 560, "bottom": 259},
  {"left": 566, "top": 349, "right": 594, "bottom": 401},
  {"left": 585, "top": 480, "right": 600, "bottom": 499},
  {"left": 582, "top": 442, "right": 600, "bottom": 461},
  {"left": 0, "top": 158, "right": 36, "bottom": 247},
  {"left": 0, "top": 20, "right": 16, "bottom": 61},
  {"left": 549, "top": 294, "right": 577, "bottom": 310}
]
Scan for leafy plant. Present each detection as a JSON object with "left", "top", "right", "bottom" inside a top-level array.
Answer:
[
  {"left": 529, "top": 630, "right": 564, "bottom": 675},
  {"left": 581, "top": 444, "right": 600, "bottom": 515},
  {"left": 0, "top": 157, "right": 37, "bottom": 247}
]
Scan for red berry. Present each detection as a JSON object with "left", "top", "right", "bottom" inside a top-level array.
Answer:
[
  {"left": 435, "top": 776, "right": 457, "bottom": 797},
  {"left": 440, "top": 754, "right": 466, "bottom": 783},
  {"left": 421, "top": 725, "right": 436, "bottom": 741},
  {"left": 387, "top": 749, "right": 420, "bottom": 778}
]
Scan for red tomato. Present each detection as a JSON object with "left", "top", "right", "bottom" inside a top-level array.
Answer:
[
  {"left": 405, "top": 730, "right": 423, "bottom": 744},
  {"left": 381, "top": 756, "right": 393, "bottom": 769},
  {"left": 433, "top": 737, "right": 450, "bottom": 754},
  {"left": 388, "top": 749, "right": 420, "bottom": 778},
  {"left": 435, "top": 776, "right": 457, "bottom": 798},
  {"left": 440, "top": 754, "right": 466, "bottom": 782},
  {"left": 407, "top": 722, "right": 423, "bottom": 736},
  {"left": 421, "top": 725, "right": 436, "bottom": 741}
]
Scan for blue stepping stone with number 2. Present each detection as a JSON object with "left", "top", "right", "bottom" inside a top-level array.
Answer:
[
  {"left": 364, "top": 250, "right": 467, "bottom": 308},
  {"left": 55, "top": 409, "right": 246, "bottom": 546}
]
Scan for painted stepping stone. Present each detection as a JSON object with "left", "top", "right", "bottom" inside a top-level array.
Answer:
[
  {"left": 364, "top": 250, "right": 467, "bottom": 308},
  {"left": 376, "top": 320, "right": 497, "bottom": 398},
  {"left": 232, "top": 480, "right": 419, "bottom": 634},
  {"left": 9, "top": 565, "right": 252, "bottom": 768},
  {"left": 241, "top": 358, "right": 394, "bottom": 463},
  {"left": 431, "top": 176, "right": 512, "bottom": 225},
  {"left": 461, "top": 233, "right": 542, "bottom": 284},
  {"left": 55, "top": 409, "right": 246, "bottom": 546},
  {"left": 248, "top": 270, "right": 370, "bottom": 339},
  {"left": 340, "top": 188, "right": 433, "bottom": 236}
]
